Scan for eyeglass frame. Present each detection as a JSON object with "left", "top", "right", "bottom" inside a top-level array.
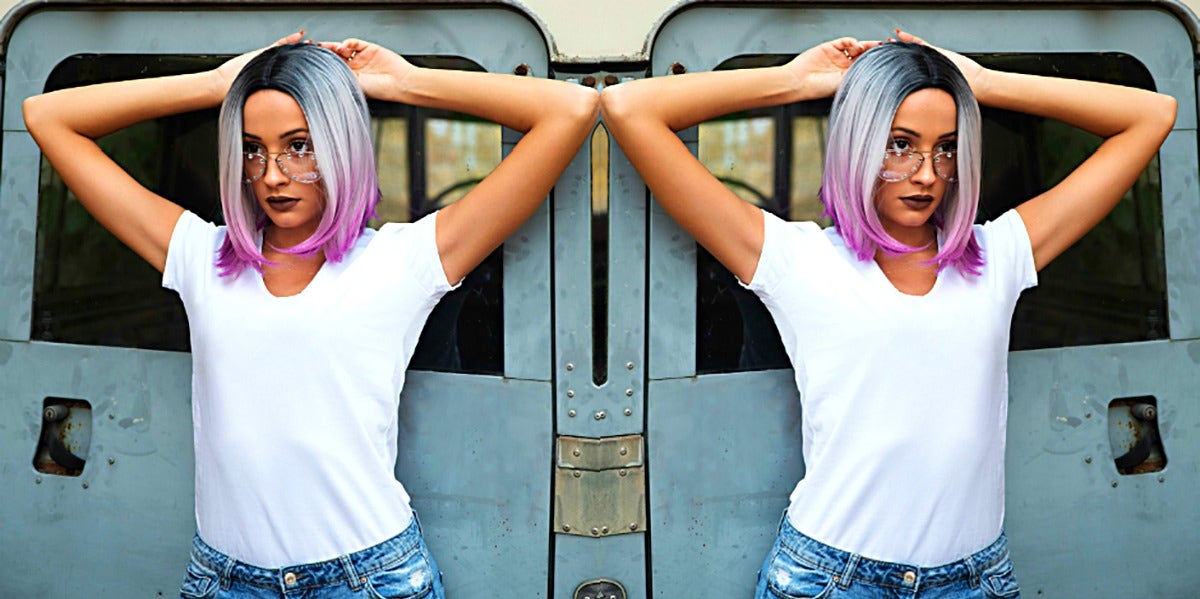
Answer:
[
  {"left": 878, "top": 146, "right": 958, "bottom": 183},
  {"left": 242, "top": 147, "right": 322, "bottom": 184}
]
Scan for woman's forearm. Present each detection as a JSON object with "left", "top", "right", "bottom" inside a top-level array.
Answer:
[
  {"left": 975, "top": 69, "right": 1176, "bottom": 138},
  {"left": 24, "top": 71, "right": 224, "bottom": 140},
  {"left": 384, "top": 67, "right": 598, "bottom": 133}
]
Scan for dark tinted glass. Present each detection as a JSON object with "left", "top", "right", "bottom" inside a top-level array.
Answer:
[
  {"left": 33, "top": 54, "right": 505, "bottom": 374},
  {"left": 696, "top": 53, "right": 1166, "bottom": 374}
]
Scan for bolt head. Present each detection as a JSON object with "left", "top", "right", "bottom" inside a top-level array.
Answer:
[
  {"left": 81, "top": 482, "right": 89, "bottom": 489},
  {"left": 567, "top": 390, "right": 575, "bottom": 398},
  {"left": 566, "top": 363, "right": 574, "bottom": 371},
  {"left": 572, "top": 448, "right": 581, "bottom": 457},
  {"left": 562, "top": 524, "right": 571, "bottom": 532},
  {"left": 625, "top": 388, "right": 634, "bottom": 397},
  {"left": 568, "top": 410, "right": 577, "bottom": 418},
  {"left": 1084, "top": 456, "right": 1092, "bottom": 464},
  {"left": 619, "top": 469, "right": 627, "bottom": 477},
  {"left": 107, "top": 457, "right": 115, "bottom": 465},
  {"left": 1111, "top": 480, "right": 1119, "bottom": 488},
  {"left": 591, "top": 527, "right": 599, "bottom": 536},
  {"left": 630, "top": 523, "right": 638, "bottom": 531},
  {"left": 1158, "top": 475, "right": 1166, "bottom": 483},
  {"left": 624, "top": 408, "right": 632, "bottom": 416},
  {"left": 626, "top": 362, "right": 634, "bottom": 370},
  {"left": 573, "top": 471, "right": 581, "bottom": 478},
  {"left": 594, "top": 411, "right": 606, "bottom": 420},
  {"left": 601, "top": 526, "right": 609, "bottom": 534},
  {"left": 619, "top": 447, "right": 628, "bottom": 455}
]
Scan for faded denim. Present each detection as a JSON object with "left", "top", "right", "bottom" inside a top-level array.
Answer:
[
  {"left": 180, "top": 517, "right": 445, "bottom": 599},
  {"left": 755, "top": 518, "right": 1020, "bottom": 599}
]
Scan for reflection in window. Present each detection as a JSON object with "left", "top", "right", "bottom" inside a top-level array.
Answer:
[
  {"left": 33, "top": 55, "right": 506, "bottom": 375},
  {"left": 695, "top": 53, "right": 1167, "bottom": 374}
]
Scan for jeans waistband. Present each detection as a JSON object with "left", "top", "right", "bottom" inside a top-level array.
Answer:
[
  {"left": 777, "top": 519, "right": 1009, "bottom": 590},
  {"left": 190, "top": 518, "right": 422, "bottom": 592}
]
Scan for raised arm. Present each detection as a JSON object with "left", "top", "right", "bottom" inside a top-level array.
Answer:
[
  {"left": 323, "top": 39, "right": 599, "bottom": 285},
  {"left": 22, "top": 32, "right": 304, "bottom": 273},
  {"left": 600, "top": 38, "right": 878, "bottom": 283},
  {"left": 898, "top": 31, "right": 1177, "bottom": 271}
]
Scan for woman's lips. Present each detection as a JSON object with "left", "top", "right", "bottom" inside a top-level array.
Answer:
[
  {"left": 266, "top": 196, "right": 300, "bottom": 211},
  {"left": 900, "top": 195, "right": 934, "bottom": 210}
]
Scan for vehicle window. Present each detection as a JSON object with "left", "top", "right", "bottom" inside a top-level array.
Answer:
[
  {"left": 33, "top": 54, "right": 505, "bottom": 374},
  {"left": 695, "top": 53, "right": 1166, "bottom": 373}
]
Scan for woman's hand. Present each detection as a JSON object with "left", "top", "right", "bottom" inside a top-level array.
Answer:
[
  {"left": 320, "top": 38, "right": 415, "bottom": 102},
  {"left": 785, "top": 37, "right": 881, "bottom": 100},
  {"left": 212, "top": 31, "right": 306, "bottom": 99},
  {"left": 892, "top": 30, "right": 990, "bottom": 99}
]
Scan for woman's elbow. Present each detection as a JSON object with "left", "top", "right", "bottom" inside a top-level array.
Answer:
[
  {"left": 599, "top": 83, "right": 638, "bottom": 132},
  {"left": 22, "top": 95, "right": 47, "bottom": 134}
]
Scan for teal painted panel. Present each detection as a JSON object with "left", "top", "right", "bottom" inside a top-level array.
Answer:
[
  {"left": 0, "top": 341, "right": 195, "bottom": 597},
  {"left": 1161, "top": 131, "right": 1200, "bottom": 338},
  {"left": 553, "top": 534, "right": 647, "bottom": 599},
  {"left": 397, "top": 372, "right": 553, "bottom": 597},
  {"left": 1006, "top": 340, "right": 1200, "bottom": 597},
  {"left": 647, "top": 371, "right": 803, "bottom": 597},
  {"left": 0, "top": 132, "right": 37, "bottom": 341}
]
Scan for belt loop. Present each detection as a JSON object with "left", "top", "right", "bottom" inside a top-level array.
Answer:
[
  {"left": 837, "top": 553, "right": 859, "bottom": 590},
  {"left": 220, "top": 557, "right": 236, "bottom": 591},
  {"left": 340, "top": 554, "right": 362, "bottom": 590},
  {"left": 965, "top": 551, "right": 980, "bottom": 589}
]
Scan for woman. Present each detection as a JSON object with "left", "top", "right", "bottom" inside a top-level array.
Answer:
[
  {"left": 601, "top": 32, "right": 1174, "bottom": 597},
  {"left": 24, "top": 32, "right": 597, "bottom": 598}
]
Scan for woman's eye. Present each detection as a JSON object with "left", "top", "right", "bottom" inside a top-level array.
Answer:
[
  {"left": 887, "top": 138, "right": 911, "bottom": 152},
  {"left": 288, "top": 139, "right": 313, "bottom": 154},
  {"left": 937, "top": 141, "right": 957, "bottom": 154},
  {"left": 242, "top": 142, "right": 263, "bottom": 155}
]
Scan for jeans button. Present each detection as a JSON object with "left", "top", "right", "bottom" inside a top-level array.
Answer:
[
  {"left": 284, "top": 572, "right": 297, "bottom": 586},
  {"left": 902, "top": 571, "right": 916, "bottom": 585}
]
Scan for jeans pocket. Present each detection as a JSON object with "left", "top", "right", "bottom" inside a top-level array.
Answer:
[
  {"left": 762, "top": 547, "right": 838, "bottom": 599},
  {"left": 979, "top": 557, "right": 1021, "bottom": 599},
  {"left": 179, "top": 557, "right": 219, "bottom": 599},
  {"left": 363, "top": 548, "right": 436, "bottom": 599}
]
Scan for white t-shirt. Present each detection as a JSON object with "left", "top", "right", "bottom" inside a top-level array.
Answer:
[
  {"left": 744, "top": 209, "right": 1037, "bottom": 566},
  {"left": 163, "top": 211, "right": 456, "bottom": 568}
]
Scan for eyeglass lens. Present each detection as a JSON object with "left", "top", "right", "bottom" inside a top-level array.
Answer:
[
  {"left": 243, "top": 150, "right": 320, "bottom": 184},
  {"left": 881, "top": 149, "right": 956, "bottom": 182}
]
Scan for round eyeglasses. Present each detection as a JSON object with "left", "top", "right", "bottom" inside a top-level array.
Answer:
[
  {"left": 243, "top": 146, "right": 320, "bottom": 184},
  {"left": 879, "top": 145, "right": 957, "bottom": 183}
]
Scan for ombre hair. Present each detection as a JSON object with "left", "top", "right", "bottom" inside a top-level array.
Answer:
[
  {"left": 821, "top": 42, "right": 983, "bottom": 275},
  {"left": 216, "top": 43, "right": 379, "bottom": 277}
]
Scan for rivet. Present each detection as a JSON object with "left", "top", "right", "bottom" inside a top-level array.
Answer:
[
  {"left": 566, "top": 363, "right": 574, "bottom": 371},
  {"left": 625, "top": 389, "right": 633, "bottom": 397},
  {"left": 568, "top": 410, "right": 577, "bottom": 418},
  {"left": 1084, "top": 456, "right": 1092, "bottom": 464},
  {"left": 624, "top": 408, "right": 632, "bottom": 416},
  {"left": 573, "top": 448, "right": 581, "bottom": 457},
  {"left": 1112, "top": 480, "right": 1119, "bottom": 488},
  {"left": 604, "top": 74, "right": 618, "bottom": 86},
  {"left": 626, "top": 362, "right": 634, "bottom": 370},
  {"left": 107, "top": 457, "right": 115, "bottom": 465},
  {"left": 629, "top": 523, "right": 638, "bottom": 531},
  {"left": 81, "top": 482, "right": 89, "bottom": 489},
  {"left": 573, "top": 471, "right": 582, "bottom": 478},
  {"left": 513, "top": 63, "right": 531, "bottom": 76},
  {"left": 35, "top": 477, "right": 42, "bottom": 485},
  {"left": 107, "top": 414, "right": 115, "bottom": 420},
  {"left": 601, "top": 526, "right": 609, "bottom": 534},
  {"left": 610, "top": 595, "right": 618, "bottom": 599},
  {"left": 619, "top": 447, "right": 628, "bottom": 456},
  {"left": 591, "top": 527, "right": 600, "bottom": 536},
  {"left": 1158, "top": 475, "right": 1166, "bottom": 483},
  {"left": 567, "top": 390, "right": 575, "bottom": 398},
  {"left": 670, "top": 61, "right": 686, "bottom": 75},
  {"left": 619, "top": 469, "right": 627, "bottom": 477},
  {"left": 562, "top": 524, "right": 571, "bottom": 532},
  {"left": 581, "top": 75, "right": 597, "bottom": 88},
  {"left": 594, "top": 411, "right": 606, "bottom": 420}
]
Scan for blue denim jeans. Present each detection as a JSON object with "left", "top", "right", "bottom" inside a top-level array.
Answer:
[
  {"left": 180, "top": 517, "right": 445, "bottom": 599},
  {"left": 755, "top": 518, "right": 1020, "bottom": 599}
]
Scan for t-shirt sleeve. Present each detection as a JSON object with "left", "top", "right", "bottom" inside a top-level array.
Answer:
[
  {"left": 162, "top": 211, "right": 219, "bottom": 296},
  {"left": 742, "top": 209, "right": 823, "bottom": 297},
  {"left": 982, "top": 209, "right": 1038, "bottom": 293},
  {"left": 378, "top": 211, "right": 461, "bottom": 299}
]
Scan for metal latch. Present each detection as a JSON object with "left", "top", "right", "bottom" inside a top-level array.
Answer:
[
  {"left": 573, "top": 578, "right": 626, "bottom": 599},
  {"left": 555, "top": 434, "right": 646, "bottom": 537}
]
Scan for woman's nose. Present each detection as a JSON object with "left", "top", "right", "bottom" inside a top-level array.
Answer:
[{"left": 261, "top": 156, "right": 289, "bottom": 186}]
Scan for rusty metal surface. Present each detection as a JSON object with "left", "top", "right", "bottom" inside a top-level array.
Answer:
[
  {"left": 554, "top": 465, "right": 647, "bottom": 538},
  {"left": 557, "top": 434, "right": 643, "bottom": 471}
]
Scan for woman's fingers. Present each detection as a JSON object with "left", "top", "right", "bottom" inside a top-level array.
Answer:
[{"left": 273, "top": 30, "right": 305, "bottom": 47}]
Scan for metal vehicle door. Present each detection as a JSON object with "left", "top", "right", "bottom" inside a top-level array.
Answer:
[
  {"left": 645, "top": 4, "right": 1199, "bottom": 597},
  {"left": 0, "top": 5, "right": 554, "bottom": 597}
]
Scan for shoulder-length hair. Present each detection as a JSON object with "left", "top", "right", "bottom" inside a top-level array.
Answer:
[
  {"left": 820, "top": 41, "right": 983, "bottom": 275},
  {"left": 216, "top": 43, "right": 379, "bottom": 277}
]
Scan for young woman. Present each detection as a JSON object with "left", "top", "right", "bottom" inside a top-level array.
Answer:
[
  {"left": 24, "top": 32, "right": 597, "bottom": 598},
  {"left": 601, "top": 32, "right": 1175, "bottom": 598}
]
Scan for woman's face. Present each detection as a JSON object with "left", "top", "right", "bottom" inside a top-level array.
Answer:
[
  {"left": 873, "top": 87, "right": 958, "bottom": 247},
  {"left": 242, "top": 89, "right": 325, "bottom": 246}
]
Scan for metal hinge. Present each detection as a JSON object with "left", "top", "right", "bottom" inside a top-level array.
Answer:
[{"left": 554, "top": 434, "right": 646, "bottom": 538}]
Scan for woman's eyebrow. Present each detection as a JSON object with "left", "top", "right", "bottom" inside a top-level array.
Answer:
[
  {"left": 241, "top": 128, "right": 309, "bottom": 141},
  {"left": 890, "top": 127, "right": 958, "bottom": 139}
]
